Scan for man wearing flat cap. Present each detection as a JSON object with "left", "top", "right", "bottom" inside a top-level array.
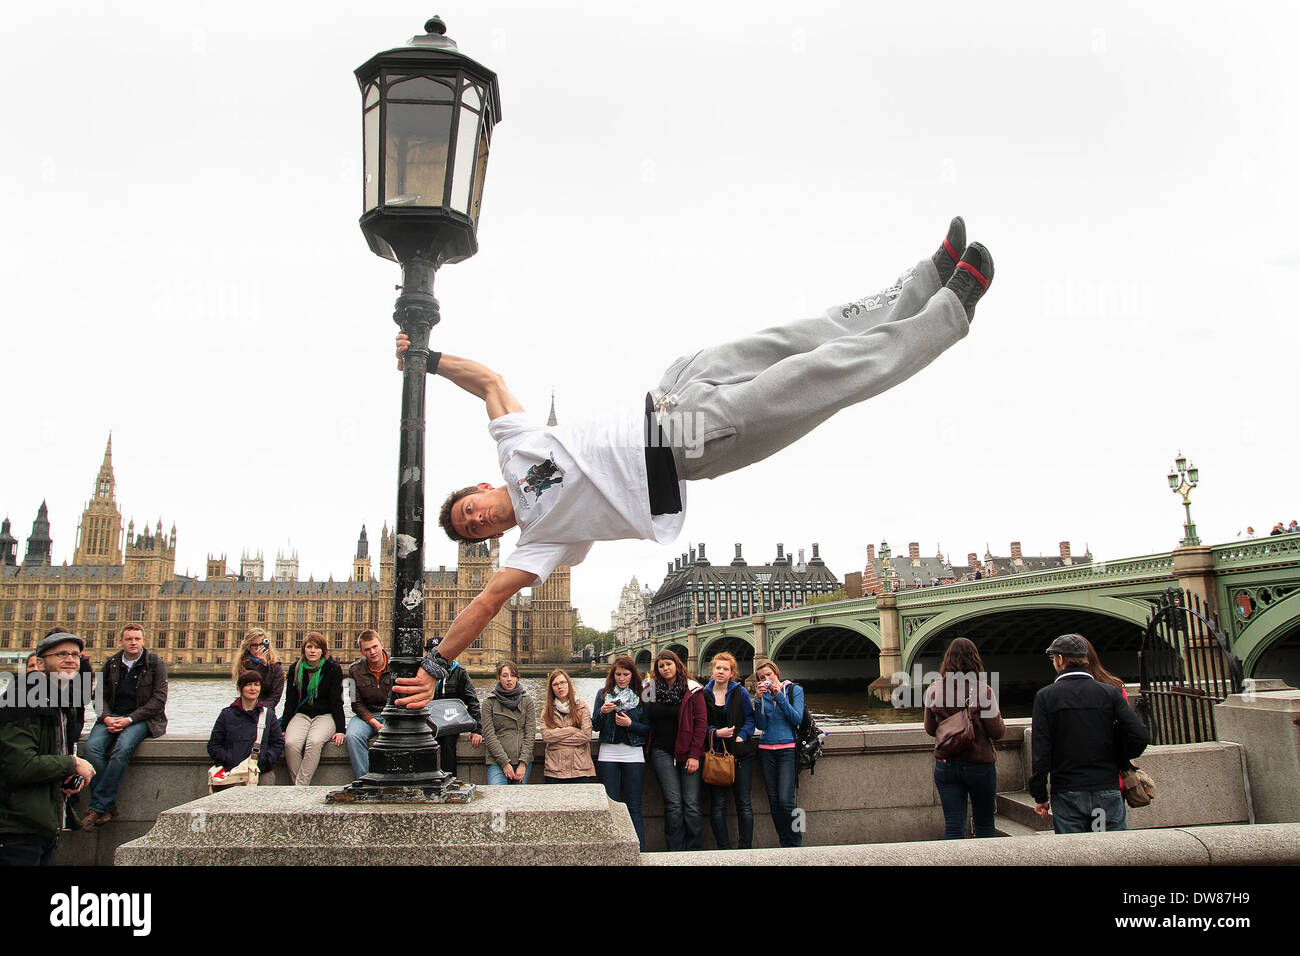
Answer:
[
  {"left": 1028, "top": 633, "right": 1150, "bottom": 833},
  {"left": 0, "top": 632, "right": 98, "bottom": 865}
]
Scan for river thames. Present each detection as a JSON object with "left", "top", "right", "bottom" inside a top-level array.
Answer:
[{"left": 146, "top": 675, "right": 1029, "bottom": 734}]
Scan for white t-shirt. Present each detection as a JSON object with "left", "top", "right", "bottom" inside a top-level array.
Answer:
[{"left": 489, "top": 409, "right": 686, "bottom": 584}]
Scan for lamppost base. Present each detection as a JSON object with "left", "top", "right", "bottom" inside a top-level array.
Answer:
[{"left": 325, "top": 778, "right": 477, "bottom": 805}]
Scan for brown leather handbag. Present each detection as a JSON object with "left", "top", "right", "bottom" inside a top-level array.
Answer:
[
  {"left": 702, "top": 729, "right": 735, "bottom": 786},
  {"left": 934, "top": 706, "right": 978, "bottom": 760}
]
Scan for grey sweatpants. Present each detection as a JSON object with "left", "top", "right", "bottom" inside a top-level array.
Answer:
[{"left": 653, "top": 257, "right": 969, "bottom": 480}]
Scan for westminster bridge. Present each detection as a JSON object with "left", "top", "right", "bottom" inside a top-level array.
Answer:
[{"left": 625, "top": 535, "right": 1300, "bottom": 694}]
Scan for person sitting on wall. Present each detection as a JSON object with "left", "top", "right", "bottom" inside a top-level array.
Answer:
[
  {"left": 207, "top": 671, "right": 286, "bottom": 784},
  {"left": 82, "top": 624, "right": 168, "bottom": 832}
]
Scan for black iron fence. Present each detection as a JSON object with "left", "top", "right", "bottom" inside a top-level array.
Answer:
[{"left": 1138, "top": 588, "right": 1243, "bottom": 744}]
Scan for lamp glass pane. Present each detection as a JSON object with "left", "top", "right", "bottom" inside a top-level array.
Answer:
[
  {"left": 387, "top": 75, "right": 455, "bottom": 102},
  {"left": 1175, "top": 455, "right": 1187, "bottom": 472},
  {"left": 364, "top": 104, "right": 380, "bottom": 211},
  {"left": 364, "top": 82, "right": 379, "bottom": 109},
  {"left": 1168, "top": 472, "right": 1179, "bottom": 488},
  {"left": 1187, "top": 466, "right": 1199, "bottom": 483},
  {"left": 470, "top": 122, "right": 490, "bottom": 223},
  {"left": 449, "top": 106, "right": 479, "bottom": 214},
  {"left": 462, "top": 81, "right": 481, "bottom": 110},
  {"left": 385, "top": 102, "right": 452, "bottom": 207}
]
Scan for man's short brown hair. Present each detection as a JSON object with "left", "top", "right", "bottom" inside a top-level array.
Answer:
[
  {"left": 121, "top": 624, "right": 144, "bottom": 639},
  {"left": 438, "top": 485, "right": 482, "bottom": 545}
]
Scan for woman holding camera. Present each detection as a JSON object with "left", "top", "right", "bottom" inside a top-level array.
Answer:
[
  {"left": 922, "top": 637, "right": 1005, "bottom": 839},
  {"left": 233, "top": 628, "right": 285, "bottom": 710},
  {"left": 280, "top": 632, "right": 346, "bottom": 786},
  {"left": 645, "top": 649, "right": 706, "bottom": 851},
  {"left": 752, "top": 657, "right": 805, "bottom": 848},
  {"left": 481, "top": 660, "right": 536, "bottom": 785},
  {"left": 539, "top": 668, "right": 596, "bottom": 783},
  {"left": 592, "top": 656, "right": 649, "bottom": 852},
  {"left": 703, "top": 651, "right": 755, "bottom": 850}
]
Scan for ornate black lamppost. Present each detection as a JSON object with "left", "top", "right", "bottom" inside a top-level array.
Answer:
[
  {"left": 1167, "top": 452, "right": 1201, "bottom": 548},
  {"left": 328, "top": 16, "right": 501, "bottom": 804}
]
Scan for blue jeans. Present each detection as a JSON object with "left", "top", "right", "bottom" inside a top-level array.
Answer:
[
  {"left": 486, "top": 762, "right": 531, "bottom": 785},
  {"left": 345, "top": 715, "right": 382, "bottom": 778},
  {"left": 598, "top": 759, "right": 647, "bottom": 852},
  {"left": 84, "top": 719, "right": 150, "bottom": 814},
  {"left": 0, "top": 833, "right": 57, "bottom": 866},
  {"left": 1051, "top": 789, "right": 1127, "bottom": 834},
  {"left": 649, "top": 747, "right": 703, "bottom": 851},
  {"left": 933, "top": 759, "right": 998, "bottom": 839},
  {"left": 706, "top": 755, "right": 754, "bottom": 849},
  {"left": 759, "top": 748, "right": 803, "bottom": 847}
]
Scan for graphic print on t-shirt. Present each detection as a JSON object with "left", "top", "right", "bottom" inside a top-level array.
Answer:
[{"left": 517, "top": 457, "right": 564, "bottom": 504}]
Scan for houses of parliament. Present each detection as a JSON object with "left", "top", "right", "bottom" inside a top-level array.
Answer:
[{"left": 0, "top": 438, "right": 574, "bottom": 669}]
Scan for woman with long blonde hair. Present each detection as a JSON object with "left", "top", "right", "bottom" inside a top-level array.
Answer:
[
  {"left": 539, "top": 669, "right": 596, "bottom": 783},
  {"left": 231, "top": 628, "right": 284, "bottom": 709}
]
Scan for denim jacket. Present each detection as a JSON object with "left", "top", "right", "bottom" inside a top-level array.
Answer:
[{"left": 591, "top": 689, "right": 649, "bottom": 747}]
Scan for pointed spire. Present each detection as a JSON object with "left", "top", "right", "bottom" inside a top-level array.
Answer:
[{"left": 547, "top": 389, "right": 558, "bottom": 427}]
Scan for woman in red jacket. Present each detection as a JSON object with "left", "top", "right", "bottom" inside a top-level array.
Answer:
[{"left": 645, "top": 649, "right": 706, "bottom": 851}]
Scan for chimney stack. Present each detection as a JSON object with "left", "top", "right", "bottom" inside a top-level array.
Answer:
[
  {"left": 776, "top": 543, "right": 785, "bottom": 562},
  {"left": 967, "top": 552, "right": 979, "bottom": 567},
  {"left": 732, "top": 543, "right": 746, "bottom": 567},
  {"left": 698, "top": 543, "right": 707, "bottom": 562},
  {"left": 908, "top": 541, "right": 920, "bottom": 561},
  {"left": 1059, "top": 541, "right": 1072, "bottom": 564},
  {"left": 1011, "top": 541, "right": 1023, "bottom": 561},
  {"left": 867, "top": 544, "right": 876, "bottom": 562}
]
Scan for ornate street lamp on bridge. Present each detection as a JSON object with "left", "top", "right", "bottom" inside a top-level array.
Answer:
[
  {"left": 1168, "top": 452, "right": 1201, "bottom": 548},
  {"left": 328, "top": 16, "right": 501, "bottom": 804}
]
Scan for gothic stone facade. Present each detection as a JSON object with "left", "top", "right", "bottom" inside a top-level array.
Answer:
[{"left": 0, "top": 440, "right": 574, "bottom": 668}]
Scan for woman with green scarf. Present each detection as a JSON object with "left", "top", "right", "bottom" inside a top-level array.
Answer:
[{"left": 280, "top": 632, "right": 346, "bottom": 785}]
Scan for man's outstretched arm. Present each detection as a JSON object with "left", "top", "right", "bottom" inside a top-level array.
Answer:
[
  {"left": 396, "top": 333, "right": 523, "bottom": 420},
  {"left": 393, "top": 567, "right": 537, "bottom": 708}
]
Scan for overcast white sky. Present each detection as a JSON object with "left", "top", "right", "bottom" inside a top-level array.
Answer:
[{"left": 2, "top": 1, "right": 1297, "bottom": 630}]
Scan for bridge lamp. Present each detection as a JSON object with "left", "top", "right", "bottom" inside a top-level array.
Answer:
[
  {"left": 1168, "top": 452, "right": 1201, "bottom": 549},
  {"left": 329, "top": 16, "right": 501, "bottom": 805}
]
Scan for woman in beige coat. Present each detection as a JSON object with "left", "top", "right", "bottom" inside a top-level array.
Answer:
[
  {"left": 481, "top": 660, "right": 536, "bottom": 785},
  {"left": 539, "top": 669, "right": 596, "bottom": 783}
]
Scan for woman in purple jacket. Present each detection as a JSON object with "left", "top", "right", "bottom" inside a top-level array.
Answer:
[{"left": 645, "top": 649, "right": 707, "bottom": 851}]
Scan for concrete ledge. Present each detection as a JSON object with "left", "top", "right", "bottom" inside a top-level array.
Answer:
[
  {"left": 115, "top": 784, "right": 639, "bottom": 866},
  {"left": 640, "top": 823, "right": 1300, "bottom": 866}
]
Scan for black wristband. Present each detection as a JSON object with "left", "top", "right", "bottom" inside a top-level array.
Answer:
[{"left": 428, "top": 350, "right": 442, "bottom": 376}]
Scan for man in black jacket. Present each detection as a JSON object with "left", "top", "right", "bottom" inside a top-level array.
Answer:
[
  {"left": 1029, "top": 633, "right": 1149, "bottom": 833},
  {"left": 82, "top": 624, "right": 168, "bottom": 831},
  {"left": 431, "top": 660, "right": 482, "bottom": 779}
]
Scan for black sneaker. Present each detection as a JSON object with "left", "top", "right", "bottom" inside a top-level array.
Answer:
[
  {"left": 945, "top": 241, "right": 993, "bottom": 321},
  {"left": 932, "top": 216, "right": 965, "bottom": 284}
]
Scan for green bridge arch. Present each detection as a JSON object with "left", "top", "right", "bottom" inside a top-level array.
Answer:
[{"left": 900, "top": 593, "right": 1154, "bottom": 670}]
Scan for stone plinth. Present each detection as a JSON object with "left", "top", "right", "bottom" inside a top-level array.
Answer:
[
  {"left": 1215, "top": 690, "right": 1300, "bottom": 823},
  {"left": 114, "top": 784, "right": 638, "bottom": 866}
]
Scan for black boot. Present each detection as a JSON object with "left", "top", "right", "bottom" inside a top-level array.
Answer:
[{"left": 945, "top": 241, "right": 993, "bottom": 321}]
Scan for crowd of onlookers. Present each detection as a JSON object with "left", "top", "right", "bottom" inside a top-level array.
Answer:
[{"left": 3, "top": 619, "right": 1151, "bottom": 864}]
